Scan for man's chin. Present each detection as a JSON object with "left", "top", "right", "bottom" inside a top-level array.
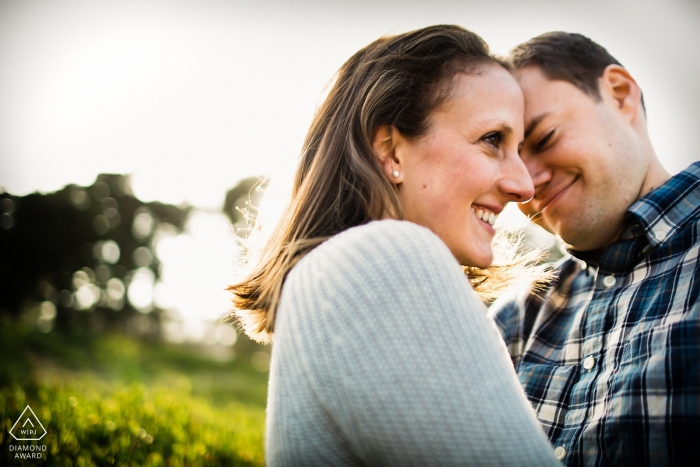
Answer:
[
  {"left": 523, "top": 209, "right": 604, "bottom": 250},
  {"left": 557, "top": 213, "right": 629, "bottom": 251},
  {"left": 541, "top": 212, "right": 593, "bottom": 249},
  {"left": 558, "top": 229, "right": 606, "bottom": 252}
]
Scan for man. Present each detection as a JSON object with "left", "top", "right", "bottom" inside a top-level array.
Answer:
[{"left": 488, "top": 32, "right": 700, "bottom": 467}]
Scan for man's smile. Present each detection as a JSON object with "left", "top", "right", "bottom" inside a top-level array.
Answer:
[{"left": 534, "top": 175, "right": 579, "bottom": 214}]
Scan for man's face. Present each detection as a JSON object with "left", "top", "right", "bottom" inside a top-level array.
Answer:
[{"left": 515, "top": 66, "right": 647, "bottom": 251}]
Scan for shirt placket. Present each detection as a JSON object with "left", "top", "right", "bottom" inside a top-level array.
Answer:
[{"left": 553, "top": 265, "right": 613, "bottom": 466}]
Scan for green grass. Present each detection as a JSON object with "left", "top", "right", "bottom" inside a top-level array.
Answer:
[{"left": 0, "top": 317, "right": 269, "bottom": 466}]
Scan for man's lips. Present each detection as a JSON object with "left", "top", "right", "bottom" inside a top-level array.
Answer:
[{"left": 534, "top": 177, "right": 578, "bottom": 213}]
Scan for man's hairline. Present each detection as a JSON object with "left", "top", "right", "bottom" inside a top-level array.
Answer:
[
  {"left": 513, "top": 63, "right": 605, "bottom": 103},
  {"left": 516, "top": 62, "right": 648, "bottom": 122}
]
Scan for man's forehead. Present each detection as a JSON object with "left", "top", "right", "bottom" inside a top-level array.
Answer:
[
  {"left": 516, "top": 68, "right": 563, "bottom": 106},
  {"left": 514, "top": 66, "right": 550, "bottom": 90},
  {"left": 515, "top": 67, "right": 575, "bottom": 137}
]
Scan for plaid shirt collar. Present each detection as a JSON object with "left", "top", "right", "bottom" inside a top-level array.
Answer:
[{"left": 566, "top": 161, "right": 700, "bottom": 274}]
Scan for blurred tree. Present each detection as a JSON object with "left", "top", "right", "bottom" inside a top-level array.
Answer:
[{"left": 0, "top": 174, "right": 190, "bottom": 335}]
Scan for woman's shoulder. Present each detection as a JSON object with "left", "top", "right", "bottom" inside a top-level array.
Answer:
[
  {"left": 311, "top": 220, "right": 451, "bottom": 266},
  {"left": 319, "top": 219, "right": 428, "bottom": 242},
  {"left": 327, "top": 219, "right": 444, "bottom": 252},
  {"left": 288, "top": 220, "right": 459, "bottom": 289},
  {"left": 277, "top": 220, "right": 484, "bottom": 356}
]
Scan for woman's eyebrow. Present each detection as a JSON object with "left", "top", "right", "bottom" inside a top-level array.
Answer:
[{"left": 478, "top": 120, "right": 514, "bottom": 135}]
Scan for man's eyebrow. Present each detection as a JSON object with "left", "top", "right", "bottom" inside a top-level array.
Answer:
[{"left": 524, "top": 113, "right": 550, "bottom": 140}]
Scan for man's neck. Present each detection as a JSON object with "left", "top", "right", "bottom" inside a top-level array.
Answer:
[
  {"left": 570, "top": 155, "right": 671, "bottom": 254},
  {"left": 637, "top": 153, "right": 671, "bottom": 201}
]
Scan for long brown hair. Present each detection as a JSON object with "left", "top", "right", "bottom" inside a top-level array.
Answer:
[{"left": 229, "top": 25, "right": 547, "bottom": 343}]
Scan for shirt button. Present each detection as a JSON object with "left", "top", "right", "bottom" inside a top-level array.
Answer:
[
  {"left": 603, "top": 275, "right": 616, "bottom": 288},
  {"left": 654, "top": 229, "right": 667, "bottom": 241},
  {"left": 554, "top": 446, "right": 567, "bottom": 460},
  {"left": 583, "top": 355, "right": 596, "bottom": 371}
]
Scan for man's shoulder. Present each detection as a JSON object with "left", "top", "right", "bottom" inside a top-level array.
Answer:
[{"left": 630, "top": 161, "right": 700, "bottom": 248}]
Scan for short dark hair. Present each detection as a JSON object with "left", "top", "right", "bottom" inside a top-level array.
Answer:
[{"left": 509, "top": 32, "right": 643, "bottom": 108}]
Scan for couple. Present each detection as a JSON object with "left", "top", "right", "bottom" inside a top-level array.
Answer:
[{"left": 229, "top": 25, "right": 700, "bottom": 466}]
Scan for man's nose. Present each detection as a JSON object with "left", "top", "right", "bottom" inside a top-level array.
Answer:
[{"left": 522, "top": 154, "right": 551, "bottom": 190}]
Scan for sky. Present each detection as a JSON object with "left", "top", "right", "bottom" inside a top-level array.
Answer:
[
  {"left": 1, "top": 0, "right": 699, "bottom": 209},
  {"left": 2, "top": 0, "right": 699, "bottom": 335}
]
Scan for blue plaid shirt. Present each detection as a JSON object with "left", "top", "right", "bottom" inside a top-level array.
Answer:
[{"left": 488, "top": 162, "right": 700, "bottom": 467}]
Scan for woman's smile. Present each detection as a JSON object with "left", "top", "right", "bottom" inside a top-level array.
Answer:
[
  {"left": 392, "top": 64, "right": 534, "bottom": 268},
  {"left": 472, "top": 204, "right": 500, "bottom": 233}
]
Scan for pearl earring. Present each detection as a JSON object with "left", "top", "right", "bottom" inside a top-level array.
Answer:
[{"left": 392, "top": 170, "right": 400, "bottom": 178}]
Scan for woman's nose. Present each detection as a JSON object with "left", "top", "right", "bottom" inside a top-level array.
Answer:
[{"left": 499, "top": 153, "right": 535, "bottom": 202}]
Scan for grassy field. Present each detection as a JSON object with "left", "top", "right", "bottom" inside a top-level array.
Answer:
[{"left": 0, "top": 317, "right": 269, "bottom": 466}]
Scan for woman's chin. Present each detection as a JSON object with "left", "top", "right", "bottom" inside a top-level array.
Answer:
[{"left": 456, "top": 250, "right": 493, "bottom": 269}]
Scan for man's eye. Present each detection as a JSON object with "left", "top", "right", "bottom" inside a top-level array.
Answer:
[
  {"left": 482, "top": 131, "right": 505, "bottom": 148},
  {"left": 535, "top": 130, "right": 555, "bottom": 151}
]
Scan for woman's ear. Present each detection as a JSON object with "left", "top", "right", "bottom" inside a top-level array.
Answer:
[
  {"left": 600, "top": 65, "right": 643, "bottom": 123},
  {"left": 371, "top": 125, "right": 403, "bottom": 183}
]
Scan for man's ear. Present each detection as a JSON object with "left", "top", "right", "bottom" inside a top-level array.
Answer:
[
  {"left": 371, "top": 124, "right": 403, "bottom": 183},
  {"left": 599, "top": 65, "right": 643, "bottom": 122}
]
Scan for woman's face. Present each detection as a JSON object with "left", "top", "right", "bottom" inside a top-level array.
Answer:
[{"left": 393, "top": 65, "right": 534, "bottom": 268}]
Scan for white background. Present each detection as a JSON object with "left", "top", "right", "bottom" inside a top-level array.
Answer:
[
  {"left": 1, "top": 0, "right": 698, "bottom": 333},
  {"left": 1, "top": 0, "right": 699, "bottom": 208}
]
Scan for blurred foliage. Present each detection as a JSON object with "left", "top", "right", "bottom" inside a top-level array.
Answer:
[
  {"left": 0, "top": 174, "right": 190, "bottom": 335},
  {"left": 0, "top": 317, "right": 268, "bottom": 465},
  {"left": 0, "top": 174, "right": 273, "bottom": 464},
  {"left": 1, "top": 381, "right": 264, "bottom": 466}
]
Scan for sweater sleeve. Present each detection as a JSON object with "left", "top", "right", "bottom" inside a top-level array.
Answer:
[{"left": 266, "top": 220, "right": 561, "bottom": 466}]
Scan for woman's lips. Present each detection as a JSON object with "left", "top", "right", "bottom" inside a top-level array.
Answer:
[
  {"left": 472, "top": 205, "right": 500, "bottom": 225},
  {"left": 471, "top": 206, "right": 497, "bottom": 234}
]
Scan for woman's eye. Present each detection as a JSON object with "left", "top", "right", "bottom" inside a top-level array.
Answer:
[
  {"left": 482, "top": 131, "right": 504, "bottom": 148},
  {"left": 535, "top": 130, "right": 555, "bottom": 151}
]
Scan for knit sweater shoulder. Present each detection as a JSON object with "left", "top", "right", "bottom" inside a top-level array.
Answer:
[{"left": 266, "top": 219, "right": 560, "bottom": 466}]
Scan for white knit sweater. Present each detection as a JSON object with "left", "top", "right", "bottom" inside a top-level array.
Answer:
[{"left": 266, "top": 220, "right": 560, "bottom": 466}]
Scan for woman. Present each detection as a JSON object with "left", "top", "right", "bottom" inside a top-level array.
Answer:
[{"left": 230, "top": 25, "right": 561, "bottom": 466}]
